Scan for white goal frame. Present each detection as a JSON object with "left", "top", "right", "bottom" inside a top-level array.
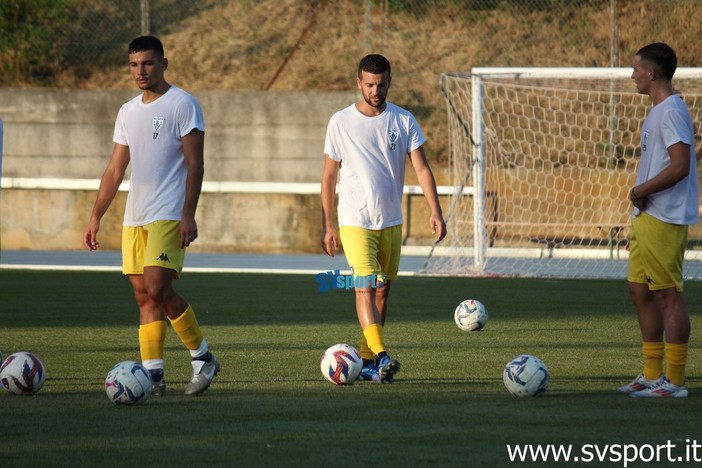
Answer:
[{"left": 423, "top": 67, "right": 702, "bottom": 279}]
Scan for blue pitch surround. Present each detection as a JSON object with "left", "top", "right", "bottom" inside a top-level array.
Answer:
[{"left": 0, "top": 250, "right": 427, "bottom": 276}]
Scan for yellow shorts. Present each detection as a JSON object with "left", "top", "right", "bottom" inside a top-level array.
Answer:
[
  {"left": 122, "top": 220, "right": 185, "bottom": 277},
  {"left": 339, "top": 225, "right": 402, "bottom": 283},
  {"left": 628, "top": 211, "right": 687, "bottom": 292}
]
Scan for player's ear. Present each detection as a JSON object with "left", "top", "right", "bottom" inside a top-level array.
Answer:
[{"left": 161, "top": 57, "right": 169, "bottom": 70}]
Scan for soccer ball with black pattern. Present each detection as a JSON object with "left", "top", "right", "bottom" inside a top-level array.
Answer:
[
  {"left": 454, "top": 299, "right": 488, "bottom": 331},
  {"left": 320, "top": 343, "right": 362, "bottom": 385},
  {"left": 503, "top": 354, "right": 549, "bottom": 397},
  {"left": 104, "top": 361, "right": 152, "bottom": 405},
  {"left": 0, "top": 351, "right": 46, "bottom": 395}
]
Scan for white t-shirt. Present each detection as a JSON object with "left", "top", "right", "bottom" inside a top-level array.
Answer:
[
  {"left": 324, "top": 102, "right": 426, "bottom": 229},
  {"left": 113, "top": 86, "right": 205, "bottom": 226},
  {"left": 634, "top": 94, "right": 699, "bottom": 225}
]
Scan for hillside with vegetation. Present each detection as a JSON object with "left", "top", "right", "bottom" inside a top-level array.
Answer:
[{"left": 4, "top": 0, "right": 702, "bottom": 167}]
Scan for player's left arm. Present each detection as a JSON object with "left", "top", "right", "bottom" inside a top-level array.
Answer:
[
  {"left": 631, "top": 141, "right": 691, "bottom": 209},
  {"left": 181, "top": 128, "right": 205, "bottom": 248},
  {"left": 408, "top": 145, "right": 447, "bottom": 243}
]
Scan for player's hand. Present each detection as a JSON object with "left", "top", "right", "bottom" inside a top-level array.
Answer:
[
  {"left": 431, "top": 214, "right": 447, "bottom": 243},
  {"left": 83, "top": 219, "right": 100, "bottom": 250},
  {"left": 321, "top": 227, "right": 339, "bottom": 257},
  {"left": 630, "top": 187, "right": 645, "bottom": 211},
  {"left": 180, "top": 217, "right": 198, "bottom": 248}
]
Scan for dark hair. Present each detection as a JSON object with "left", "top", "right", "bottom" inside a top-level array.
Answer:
[
  {"left": 128, "top": 36, "right": 165, "bottom": 58},
  {"left": 358, "top": 54, "right": 391, "bottom": 78},
  {"left": 636, "top": 42, "right": 677, "bottom": 81}
]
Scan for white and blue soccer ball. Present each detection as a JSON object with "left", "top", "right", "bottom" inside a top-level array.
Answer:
[
  {"left": 0, "top": 351, "right": 46, "bottom": 395},
  {"left": 105, "top": 361, "right": 152, "bottom": 405},
  {"left": 320, "top": 343, "right": 362, "bottom": 385},
  {"left": 503, "top": 354, "right": 549, "bottom": 397},
  {"left": 454, "top": 299, "right": 488, "bottom": 331}
]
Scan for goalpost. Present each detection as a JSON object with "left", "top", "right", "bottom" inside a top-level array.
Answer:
[{"left": 421, "top": 67, "right": 702, "bottom": 279}]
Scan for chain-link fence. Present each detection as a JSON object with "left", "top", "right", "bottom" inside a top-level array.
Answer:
[{"left": 2, "top": 0, "right": 701, "bottom": 165}]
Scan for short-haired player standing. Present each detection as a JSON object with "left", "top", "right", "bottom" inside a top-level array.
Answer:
[
  {"left": 83, "top": 36, "right": 219, "bottom": 396},
  {"left": 321, "top": 54, "right": 446, "bottom": 383},
  {"left": 618, "top": 43, "right": 698, "bottom": 397}
]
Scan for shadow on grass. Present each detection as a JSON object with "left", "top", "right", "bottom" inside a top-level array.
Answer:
[{"left": 3, "top": 271, "right": 702, "bottom": 331}]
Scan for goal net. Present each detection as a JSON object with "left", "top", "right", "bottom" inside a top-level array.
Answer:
[{"left": 421, "top": 67, "right": 702, "bottom": 279}]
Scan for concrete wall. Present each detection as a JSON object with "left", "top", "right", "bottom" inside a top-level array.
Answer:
[
  {"left": 0, "top": 90, "right": 446, "bottom": 253},
  {"left": 0, "top": 89, "right": 357, "bottom": 182}
]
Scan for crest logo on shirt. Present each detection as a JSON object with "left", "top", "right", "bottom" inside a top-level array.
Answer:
[
  {"left": 388, "top": 128, "right": 399, "bottom": 151},
  {"left": 641, "top": 129, "right": 649, "bottom": 153},
  {"left": 153, "top": 116, "right": 164, "bottom": 140}
]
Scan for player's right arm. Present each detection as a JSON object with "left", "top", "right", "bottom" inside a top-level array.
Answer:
[
  {"left": 320, "top": 154, "right": 340, "bottom": 257},
  {"left": 83, "top": 143, "right": 130, "bottom": 250}
]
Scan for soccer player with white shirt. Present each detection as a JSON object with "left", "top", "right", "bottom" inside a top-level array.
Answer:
[
  {"left": 321, "top": 54, "right": 446, "bottom": 383},
  {"left": 618, "top": 42, "right": 698, "bottom": 398},
  {"left": 83, "top": 36, "right": 218, "bottom": 396}
]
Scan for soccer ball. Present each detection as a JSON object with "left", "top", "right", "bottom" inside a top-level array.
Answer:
[
  {"left": 104, "top": 361, "right": 152, "bottom": 405},
  {"left": 503, "top": 354, "right": 549, "bottom": 397},
  {"left": 320, "top": 343, "right": 362, "bottom": 385},
  {"left": 0, "top": 351, "right": 46, "bottom": 395},
  {"left": 454, "top": 299, "right": 488, "bottom": 331}
]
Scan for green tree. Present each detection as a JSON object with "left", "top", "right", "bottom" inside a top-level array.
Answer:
[{"left": 0, "top": 0, "right": 79, "bottom": 85}]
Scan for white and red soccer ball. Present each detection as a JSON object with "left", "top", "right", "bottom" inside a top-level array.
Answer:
[
  {"left": 454, "top": 299, "right": 488, "bottom": 331},
  {"left": 503, "top": 354, "right": 549, "bottom": 397},
  {"left": 320, "top": 343, "right": 362, "bottom": 385},
  {"left": 0, "top": 351, "right": 46, "bottom": 395},
  {"left": 104, "top": 360, "right": 152, "bottom": 405}
]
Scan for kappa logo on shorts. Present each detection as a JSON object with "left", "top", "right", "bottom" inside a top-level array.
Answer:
[
  {"left": 388, "top": 128, "right": 399, "bottom": 151},
  {"left": 157, "top": 253, "right": 170, "bottom": 263}
]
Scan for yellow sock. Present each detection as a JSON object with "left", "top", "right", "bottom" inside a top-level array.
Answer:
[
  {"left": 642, "top": 341, "right": 664, "bottom": 381},
  {"left": 138, "top": 320, "right": 167, "bottom": 362},
  {"left": 360, "top": 333, "right": 374, "bottom": 361},
  {"left": 169, "top": 305, "right": 204, "bottom": 351},
  {"left": 362, "top": 323, "right": 385, "bottom": 356},
  {"left": 665, "top": 342, "right": 688, "bottom": 386}
]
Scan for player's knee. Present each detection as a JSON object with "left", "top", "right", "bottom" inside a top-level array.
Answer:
[
  {"left": 144, "top": 281, "right": 173, "bottom": 305},
  {"left": 131, "top": 287, "right": 150, "bottom": 306}
]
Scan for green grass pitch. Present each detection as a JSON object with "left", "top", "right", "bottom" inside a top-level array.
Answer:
[{"left": 1, "top": 270, "right": 701, "bottom": 467}]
